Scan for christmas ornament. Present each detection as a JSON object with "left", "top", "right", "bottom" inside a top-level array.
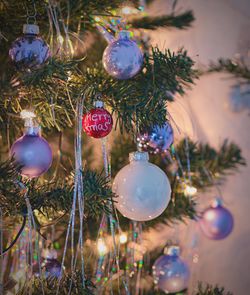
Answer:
[
  {"left": 112, "top": 151, "right": 171, "bottom": 221},
  {"left": 102, "top": 30, "right": 143, "bottom": 80},
  {"left": 152, "top": 246, "right": 190, "bottom": 293},
  {"left": 42, "top": 249, "right": 62, "bottom": 278},
  {"left": 33, "top": 249, "right": 62, "bottom": 278},
  {"left": 10, "top": 111, "right": 52, "bottom": 178},
  {"left": 137, "top": 122, "right": 174, "bottom": 154},
  {"left": 82, "top": 101, "right": 113, "bottom": 138},
  {"left": 199, "top": 198, "right": 234, "bottom": 240},
  {"left": 9, "top": 24, "right": 50, "bottom": 71}
]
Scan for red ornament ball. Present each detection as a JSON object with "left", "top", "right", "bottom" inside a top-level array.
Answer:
[{"left": 82, "top": 106, "right": 113, "bottom": 138}]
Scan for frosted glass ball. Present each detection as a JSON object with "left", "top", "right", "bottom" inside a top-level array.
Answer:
[
  {"left": 112, "top": 151, "right": 171, "bottom": 221},
  {"left": 9, "top": 25, "right": 50, "bottom": 71},
  {"left": 102, "top": 30, "right": 143, "bottom": 80},
  {"left": 153, "top": 246, "right": 190, "bottom": 293},
  {"left": 199, "top": 198, "right": 234, "bottom": 240},
  {"left": 10, "top": 127, "right": 52, "bottom": 178}
]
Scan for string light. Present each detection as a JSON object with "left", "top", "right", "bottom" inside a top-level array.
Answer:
[
  {"left": 121, "top": 6, "right": 138, "bottom": 15},
  {"left": 119, "top": 233, "right": 128, "bottom": 244},
  {"left": 97, "top": 238, "right": 108, "bottom": 256},
  {"left": 184, "top": 185, "right": 197, "bottom": 197}
]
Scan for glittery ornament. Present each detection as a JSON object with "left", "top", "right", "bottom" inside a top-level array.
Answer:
[
  {"left": 10, "top": 126, "right": 52, "bottom": 178},
  {"left": 102, "top": 30, "right": 143, "bottom": 80},
  {"left": 9, "top": 24, "right": 50, "bottom": 71},
  {"left": 82, "top": 101, "right": 113, "bottom": 138},
  {"left": 112, "top": 151, "right": 171, "bottom": 221},
  {"left": 43, "top": 258, "right": 62, "bottom": 278},
  {"left": 137, "top": 122, "right": 174, "bottom": 154},
  {"left": 153, "top": 246, "right": 190, "bottom": 293},
  {"left": 33, "top": 249, "right": 62, "bottom": 278},
  {"left": 199, "top": 198, "right": 234, "bottom": 240}
]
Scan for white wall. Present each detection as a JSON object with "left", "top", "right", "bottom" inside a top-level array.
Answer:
[{"left": 148, "top": 0, "right": 250, "bottom": 293}]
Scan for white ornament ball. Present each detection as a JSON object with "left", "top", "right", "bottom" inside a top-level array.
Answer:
[{"left": 112, "top": 151, "right": 171, "bottom": 221}]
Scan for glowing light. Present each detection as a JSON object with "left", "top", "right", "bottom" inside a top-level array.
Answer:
[
  {"left": 121, "top": 6, "right": 138, "bottom": 15},
  {"left": 97, "top": 238, "right": 108, "bottom": 256},
  {"left": 119, "top": 233, "right": 128, "bottom": 244},
  {"left": 57, "top": 35, "right": 64, "bottom": 45},
  {"left": 184, "top": 185, "right": 197, "bottom": 197},
  {"left": 20, "top": 109, "right": 36, "bottom": 119}
]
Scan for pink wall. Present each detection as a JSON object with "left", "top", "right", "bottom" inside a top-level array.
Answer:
[{"left": 148, "top": 0, "right": 250, "bottom": 293}]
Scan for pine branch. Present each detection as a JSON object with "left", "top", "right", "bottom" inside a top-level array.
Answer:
[
  {"left": 81, "top": 47, "right": 197, "bottom": 132},
  {"left": 130, "top": 10, "right": 195, "bottom": 30},
  {"left": 194, "top": 282, "right": 233, "bottom": 295},
  {"left": 0, "top": 47, "right": 197, "bottom": 136},
  {"left": 169, "top": 139, "right": 246, "bottom": 189},
  {"left": 15, "top": 271, "right": 95, "bottom": 295},
  {"left": 208, "top": 58, "right": 250, "bottom": 83},
  {"left": 0, "top": 163, "right": 113, "bottom": 219}
]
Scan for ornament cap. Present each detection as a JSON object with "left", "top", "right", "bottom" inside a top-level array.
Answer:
[
  {"left": 129, "top": 151, "right": 149, "bottom": 162},
  {"left": 23, "top": 24, "right": 39, "bottom": 35},
  {"left": 164, "top": 245, "right": 180, "bottom": 256},
  {"left": 42, "top": 248, "right": 57, "bottom": 259},
  {"left": 24, "top": 126, "right": 41, "bottom": 136},
  {"left": 118, "top": 30, "right": 131, "bottom": 40},
  {"left": 211, "top": 197, "right": 223, "bottom": 208},
  {"left": 94, "top": 100, "right": 104, "bottom": 108}
]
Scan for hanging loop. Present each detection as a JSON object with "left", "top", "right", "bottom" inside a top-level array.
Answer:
[{"left": 25, "top": 0, "right": 37, "bottom": 24}]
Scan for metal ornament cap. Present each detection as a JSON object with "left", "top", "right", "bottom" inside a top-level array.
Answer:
[
  {"left": 94, "top": 100, "right": 104, "bottom": 108},
  {"left": 129, "top": 151, "right": 149, "bottom": 162},
  {"left": 164, "top": 245, "right": 181, "bottom": 256},
  {"left": 23, "top": 24, "right": 39, "bottom": 35}
]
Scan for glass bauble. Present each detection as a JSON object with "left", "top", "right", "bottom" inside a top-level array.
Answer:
[
  {"left": 9, "top": 24, "right": 50, "bottom": 71},
  {"left": 112, "top": 151, "right": 171, "bottom": 221},
  {"left": 152, "top": 246, "right": 190, "bottom": 293},
  {"left": 82, "top": 101, "right": 113, "bottom": 138},
  {"left": 199, "top": 198, "right": 234, "bottom": 240},
  {"left": 10, "top": 126, "right": 52, "bottom": 178},
  {"left": 137, "top": 121, "right": 174, "bottom": 154},
  {"left": 102, "top": 30, "right": 143, "bottom": 80}
]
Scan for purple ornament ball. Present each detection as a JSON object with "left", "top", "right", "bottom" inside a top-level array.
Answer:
[
  {"left": 10, "top": 128, "right": 52, "bottom": 178},
  {"left": 9, "top": 24, "right": 50, "bottom": 71},
  {"left": 199, "top": 200, "right": 234, "bottom": 240},
  {"left": 137, "top": 122, "right": 174, "bottom": 154},
  {"left": 102, "top": 30, "right": 143, "bottom": 80},
  {"left": 152, "top": 246, "right": 190, "bottom": 293},
  {"left": 43, "top": 258, "right": 62, "bottom": 278}
]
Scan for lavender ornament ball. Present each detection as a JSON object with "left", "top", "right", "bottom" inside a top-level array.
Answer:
[
  {"left": 102, "top": 30, "right": 143, "bottom": 80},
  {"left": 199, "top": 198, "right": 234, "bottom": 240},
  {"left": 137, "top": 122, "right": 174, "bottom": 154},
  {"left": 9, "top": 24, "right": 50, "bottom": 71},
  {"left": 10, "top": 126, "right": 52, "bottom": 178},
  {"left": 43, "top": 249, "right": 62, "bottom": 279},
  {"left": 152, "top": 246, "right": 190, "bottom": 293}
]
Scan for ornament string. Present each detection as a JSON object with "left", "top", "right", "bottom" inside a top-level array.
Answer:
[
  {"left": 184, "top": 137, "right": 192, "bottom": 185},
  {"left": 135, "top": 222, "right": 143, "bottom": 295},
  {"left": 100, "top": 137, "right": 119, "bottom": 287},
  {"left": 0, "top": 207, "right": 3, "bottom": 294},
  {"left": 25, "top": 0, "right": 37, "bottom": 24},
  {"left": 56, "top": 94, "right": 85, "bottom": 294},
  {"left": 75, "top": 96, "right": 85, "bottom": 287},
  {"left": 22, "top": 185, "right": 45, "bottom": 295}
]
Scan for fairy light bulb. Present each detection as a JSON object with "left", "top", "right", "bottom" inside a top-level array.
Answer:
[
  {"left": 112, "top": 151, "right": 171, "bottom": 221},
  {"left": 184, "top": 185, "right": 197, "bottom": 197},
  {"left": 119, "top": 233, "right": 128, "bottom": 244},
  {"left": 97, "top": 239, "right": 108, "bottom": 256}
]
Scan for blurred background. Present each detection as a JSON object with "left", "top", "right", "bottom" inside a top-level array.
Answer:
[{"left": 146, "top": 0, "right": 250, "bottom": 293}]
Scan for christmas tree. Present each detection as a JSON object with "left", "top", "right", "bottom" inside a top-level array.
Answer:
[{"left": 0, "top": 1, "right": 247, "bottom": 294}]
